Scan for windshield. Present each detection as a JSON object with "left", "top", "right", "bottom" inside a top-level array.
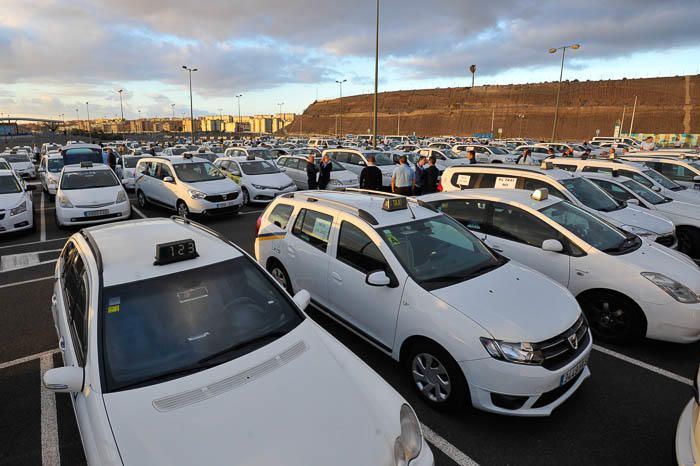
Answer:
[
  {"left": 621, "top": 179, "right": 668, "bottom": 205},
  {"left": 540, "top": 201, "right": 640, "bottom": 254},
  {"left": 247, "top": 149, "right": 274, "bottom": 160},
  {"left": 170, "top": 148, "right": 188, "bottom": 155},
  {"left": 377, "top": 215, "right": 506, "bottom": 291},
  {"left": 174, "top": 161, "right": 225, "bottom": 182},
  {"left": 442, "top": 149, "right": 463, "bottom": 159},
  {"left": 193, "top": 152, "right": 217, "bottom": 162},
  {"left": 0, "top": 161, "right": 9, "bottom": 170},
  {"left": 559, "top": 177, "right": 622, "bottom": 212},
  {"left": 60, "top": 169, "right": 119, "bottom": 190},
  {"left": 489, "top": 147, "right": 509, "bottom": 155},
  {"left": 0, "top": 175, "right": 21, "bottom": 194},
  {"left": 240, "top": 160, "right": 280, "bottom": 175},
  {"left": 47, "top": 159, "right": 64, "bottom": 173},
  {"left": 643, "top": 169, "right": 683, "bottom": 190},
  {"left": 63, "top": 148, "right": 103, "bottom": 166},
  {"left": 100, "top": 257, "right": 304, "bottom": 392},
  {"left": 123, "top": 156, "right": 143, "bottom": 168},
  {"left": 3, "top": 153, "right": 31, "bottom": 163},
  {"left": 367, "top": 152, "right": 394, "bottom": 166}
]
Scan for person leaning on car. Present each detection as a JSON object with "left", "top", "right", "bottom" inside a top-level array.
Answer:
[
  {"left": 359, "top": 155, "right": 383, "bottom": 191},
  {"left": 318, "top": 155, "right": 332, "bottom": 190}
]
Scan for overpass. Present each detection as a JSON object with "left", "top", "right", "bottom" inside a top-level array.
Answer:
[{"left": 0, "top": 117, "right": 62, "bottom": 123}]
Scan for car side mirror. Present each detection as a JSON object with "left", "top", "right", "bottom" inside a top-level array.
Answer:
[
  {"left": 25, "top": 184, "right": 36, "bottom": 191},
  {"left": 358, "top": 161, "right": 366, "bottom": 166},
  {"left": 627, "top": 198, "right": 640, "bottom": 206},
  {"left": 43, "top": 367, "right": 84, "bottom": 393},
  {"left": 293, "top": 290, "right": 311, "bottom": 310},
  {"left": 541, "top": 239, "right": 564, "bottom": 253},
  {"left": 366, "top": 270, "right": 391, "bottom": 286},
  {"left": 163, "top": 176, "right": 174, "bottom": 183},
  {"left": 651, "top": 186, "right": 661, "bottom": 192},
  {"left": 693, "top": 176, "right": 700, "bottom": 182}
]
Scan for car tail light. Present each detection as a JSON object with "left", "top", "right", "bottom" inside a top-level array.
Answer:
[
  {"left": 255, "top": 215, "right": 262, "bottom": 234},
  {"left": 437, "top": 181, "right": 443, "bottom": 192}
]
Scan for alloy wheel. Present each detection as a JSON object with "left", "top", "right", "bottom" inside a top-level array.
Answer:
[{"left": 412, "top": 352, "right": 451, "bottom": 403}]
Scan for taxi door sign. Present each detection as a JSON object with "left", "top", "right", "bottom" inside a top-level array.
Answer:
[
  {"left": 456, "top": 174, "right": 471, "bottom": 187},
  {"left": 495, "top": 176, "right": 517, "bottom": 189}
]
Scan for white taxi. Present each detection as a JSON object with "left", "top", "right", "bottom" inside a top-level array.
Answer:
[
  {"left": 256, "top": 190, "right": 591, "bottom": 416},
  {"left": 276, "top": 154, "right": 359, "bottom": 190},
  {"left": 212, "top": 156, "right": 296, "bottom": 205},
  {"left": 1, "top": 149, "right": 36, "bottom": 179},
  {"left": 135, "top": 155, "right": 243, "bottom": 217},
  {"left": 55, "top": 162, "right": 131, "bottom": 228},
  {"left": 44, "top": 217, "right": 433, "bottom": 466},
  {"left": 0, "top": 169, "right": 35, "bottom": 234},
  {"left": 38, "top": 151, "right": 64, "bottom": 197},
  {"left": 675, "top": 365, "right": 699, "bottom": 466},
  {"left": 421, "top": 188, "right": 700, "bottom": 344}
]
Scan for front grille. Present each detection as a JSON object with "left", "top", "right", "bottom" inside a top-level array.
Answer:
[
  {"left": 534, "top": 314, "right": 590, "bottom": 371},
  {"left": 655, "top": 234, "right": 676, "bottom": 247},
  {"left": 75, "top": 202, "right": 114, "bottom": 208},
  {"left": 71, "top": 213, "right": 121, "bottom": 222},
  {"left": 0, "top": 213, "right": 5, "bottom": 220},
  {"left": 203, "top": 205, "right": 240, "bottom": 216},
  {"left": 531, "top": 369, "right": 585, "bottom": 408},
  {"left": 204, "top": 192, "right": 239, "bottom": 202}
]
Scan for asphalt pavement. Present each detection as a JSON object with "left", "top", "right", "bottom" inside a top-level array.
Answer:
[{"left": 0, "top": 186, "right": 698, "bottom": 465}]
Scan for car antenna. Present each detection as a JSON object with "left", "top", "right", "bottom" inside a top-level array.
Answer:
[{"left": 406, "top": 199, "right": 416, "bottom": 220}]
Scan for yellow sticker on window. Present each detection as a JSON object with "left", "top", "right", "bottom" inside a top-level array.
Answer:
[{"left": 107, "top": 304, "right": 120, "bottom": 313}]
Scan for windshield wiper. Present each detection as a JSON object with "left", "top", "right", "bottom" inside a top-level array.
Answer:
[
  {"left": 198, "top": 330, "right": 288, "bottom": 365},
  {"left": 114, "top": 360, "right": 223, "bottom": 391}
]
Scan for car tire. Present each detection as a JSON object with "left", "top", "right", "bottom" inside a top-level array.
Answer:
[
  {"left": 676, "top": 226, "right": 700, "bottom": 259},
  {"left": 136, "top": 190, "right": 149, "bottom": 208},
  {"left": 578, "top": 291, "right": 646, "bottom": 343},
  {"left": 405, "top": 340, "right": 469, "bottom": 410},
  {"left": 54, "top": 213, "right": 65, "bottom": 230},
  {"left": 176, "top": 200, "right": 189, "bottom": 218},
  {"left": 242, "top": 188, "right": 250, "bottom": 206},
  {"left": 267, "top": 260, "right": 293, "bottom": 294}
]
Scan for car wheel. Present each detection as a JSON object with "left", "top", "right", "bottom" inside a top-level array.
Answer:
[
  {"left": 242, "top": 188, "right": 250, "bottom": 206},
  {"left": 267, "top": 260, "right": 293, "bottom": 294},
  {"left": 406, "top": 341, "right": 468, "bottom": 410},
  {"left": 176, "top": 200, "right": 189, "bottom": 218},
  {"left": 136, "top": 190, "right": 149, "bottom": 208},
  {"left": 579, "top": 291, "right": 645, "bottom": 343},
  {"left": 676, "top": 226, "right": 700, "bottom": 259},
  {"left": 54, "top": 213, "right": 65, "bottom": 230}
]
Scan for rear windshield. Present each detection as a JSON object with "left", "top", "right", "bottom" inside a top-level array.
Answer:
[
  {"left": 63, "top": 148, "right": 103, "bottom": 166},
  {"left": 240, "top": 160, "right": 280, "bottom": 175},
  {"left": 60, "top": 169, "right": 119, "bottom": 190},
  {"left": 123, "top": 156, "right": 143, "bottom": 168}
]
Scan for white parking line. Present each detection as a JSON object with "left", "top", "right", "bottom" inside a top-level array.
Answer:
[
  {"left": 0, "top": 348, "right": 59, "bottom": 370},
  {"left": 0, "top": 258, "right": 57, "bottom": 274},
  {"left": 40, "top": 353, "right": 61, "bottom": 466},
  {"left": 593, "top": 344, "right": 693, "bottom": 386},
  {"left": 0, "top": 275, "right": 54, "bottom": 290},
  {"left": 422, "top": 424, "right": 480, "bottom": 466},
  {"left": 239, "top": 209, "right": 263, "bottom": 215},
  {"left": 0, "top": 237, "right": 68, "bottom": 250},
  {"left": 40, "top": 192, "right": 46, "bottom": 242},
  {"left": 131, "top": 206, "right": 147, "bottom": 219}
]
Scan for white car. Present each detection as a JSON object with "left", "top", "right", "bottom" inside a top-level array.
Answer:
[
  {"left": 223, "top": 146, "right": 279, "bottom": 162},
  {"left": 184, "top": 150, "right": 218, "bottom": 163},
  {"left": 1, "top": 150, "right": 36, "bottom": 179},
  {"left": 135, "top": 155, "right": 243, "bottom": 217},
  {"left": 622, "top": 155, "right": 700, "bottom": 189},
  {"left": 161, "top": 147, "right": 190, "bottom": 157},
  {"left": 452, "top": 144, "right": 519, "bottom": 164},
  {"left": 416, "top": 148, "right": 470, "bottom": 172},
  {"left": 212, "top": 156, "right": 296, "bottom": 205},
  {"left": 325, "top": 148, "right": 396, "bottom": 188},
  {"left": 422, "top": 188, "right": 700, "bottom": 344},
  {"left": 44, "top": 217, "right": 434, "bottom": 466},
  {"left": 55, "top": 162, "right": 131, "bottom": 228},
  {"left": 276, "top": 155, "right": 359, "bottom": 190},
  {"left": 255, "top": 190, "right": 591, "bottom": 416},
  {"left": 118, "top": 154, "right": 146, "bottom": 189},
  {"left": 0, "top": 169, "right": 35, "bottom": 234},
  {"left": 441, "top": 164, "right": 678, "bottom": 247},
  {"left": 0, "top": 157, "right": 10, "bottom": 170},
  {"left": 582, "top": 172, "right": 700, "bottom": 259},
  {"left": 675, "top": 365, "right": 699, "bottom": 466},
  {"left": 38, "top": 152, "right": 64, "bottom": 197}
]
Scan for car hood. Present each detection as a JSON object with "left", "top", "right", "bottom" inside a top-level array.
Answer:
[
  {"left": 331, "top": 170, "right": 359, "bottom": 182},
  {"left": 658, "top": 200, "right": 700, "bottom": 221},
  {"left": 245, "top": 172, "right": 293, "bottom": 188},
  {"left": 430, "top": 262, "right": 580, "bottom": 342},
  {"left": 0, "top": 192, "right": 26, "bottom": 209},
  {"left": 10, "top": 161, "right": 33, "bottom": 170},
  {"left": 184, "top": 178, "right": 240, "bottom": 194},
  {"left": 621, "top": 240, "right": 700, "bottom": 294},
  {"left": 61, "top": 185, "right": 121, "bottom": 205},
  {"left": 669, "top": 188, "right": 700, "bottom": 204},
  {"left": 597, "top": 205, "right": 674, "bottom": 235},
  {"left": 103, "top": 322, "right": 400, "bottom": 466}
]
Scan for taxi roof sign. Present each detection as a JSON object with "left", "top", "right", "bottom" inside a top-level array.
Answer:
[
  {"left": 531, "top": 188, "right": 549, "bottom": 201},
  {"left": 382, "top": 196, "right": 408, "bottom": 212},
  {"left": 540, "top": 161, "right": 554, "bottom": 170}
]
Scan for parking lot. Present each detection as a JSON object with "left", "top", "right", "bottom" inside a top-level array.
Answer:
[{"left": 1, "top": 185, "right": 698, "bottom": 466}]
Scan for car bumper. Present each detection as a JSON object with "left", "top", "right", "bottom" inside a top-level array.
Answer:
[
  {"left": 642, "top": 300, "right": 700, "bottom": 343},
  {"left": 56, "top": 202, "right": 131, "bottom": 226},
  {"left": 16, "top": 169, "right": 36, "bottom": 179},
  {"left": 675, "top": 399, "right": 698, "bottom": 466},
  {"left": 188, "top": 197, "right": 243, "bottom": 215},
  {"left": 0, "top": 209, "right": 33, "bottom": 233},
  {"left": 248, "top": 186, "right": 297, "bottom": 203},
  {"left": 460, "top": 340, "right": 592, "bottom": 416},
  {"left": 413, "top": 438, "right": 435, "bottom": 466}
]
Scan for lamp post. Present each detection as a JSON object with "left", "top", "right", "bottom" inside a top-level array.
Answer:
[
  {"left": 235, "top": 94, "right": 243, "bottom": 134},
  {"left": 276, "top": 102, "right": 284, "bottom": 133},
  {"left": 516, "top": 113, "right": 526, "bottom": 138},
  {"left": 182, "top": 65, "right": 198, "bottom": 142},
  {"left": 170, "top": 103, "right": 175, "bottom": 119},
  {"left": 469, "top": 64, "right": 477, "bottom": 88},
  {"left": 85, "top": 102, "right": 92, "bottom": 142},
  {"left": 372, "top": 0, "right": 380, "bottom": 148},
  {"left": 548, "top": 43, "right": 580, "bottom": 142},
  {"left": 117, "top": 89, "right": 124, "bottom": 120},
  {"left": 336, "top": 79, "right": 347, "bottom": 137},
  {"left": 137, "top": 109, "right": 141, "bottom": 133}
]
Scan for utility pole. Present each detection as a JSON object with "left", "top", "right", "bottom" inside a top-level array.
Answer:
[
  {"left": 629, "top": 96, "right": 638, "bottom": 136},
  {"left": 170, "top": 103, "right": 175, "bottom": 119},
  {"left": 372, "top": 0, "right": 380, "bottom": 148},
  {"left": 235, "top": 94, "right": 243, "bottom": 134},
  {"left": 490, "top": 108, "right": 495, "bottom": 136},
  {"left": 549, "top": 43, "right": 580, "bottom": 142},
  {"left": 85, "top": 102, "right": 92, "bottom": 142},
  {"left": 620, "top": 106, "right": 626, "bottom": 137},
  {"left": 182, "top": 65, "right": 198, "bottom": 142},
  {"left": 469, "top": 64, "right": 476, "bottom": 88},
  {"left": 336, "top": 79, "right": 347, "bottom": 137},
  {"left": 117, "top": 89, "right": 124, "bottom": 120},
  {"left": 397, "top": 111, "right": 400, "bottom": 135}
]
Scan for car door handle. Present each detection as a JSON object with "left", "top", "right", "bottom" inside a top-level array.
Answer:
[{"left": 331, "top": 272, "right": 342, "bottom": 283}]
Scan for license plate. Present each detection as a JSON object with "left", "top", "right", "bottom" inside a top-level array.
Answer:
[
  {"left": 217, "top": 201, "right": 236, "bottom": 208},
  {"left": 84, "top": 209, "right": 109, "bottom": 217},
  {"left": 560, "top": 357, "right": 587, "bottom": 386}
]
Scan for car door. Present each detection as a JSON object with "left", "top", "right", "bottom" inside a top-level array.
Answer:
[
  {"left": 327, "top": 220, "right": 404, "bottom": 350},
  {"left": 157, "top": 163, "right": 178, "bottom": 208},
  {"left": 39, "top": 157, "right": 47, "bottom": 189},
  {"left": 286, "top": 208, "right": 334, "bottom": 307},
  {"left": 474, "top": 147, "right": 490, "bottom": 163}
]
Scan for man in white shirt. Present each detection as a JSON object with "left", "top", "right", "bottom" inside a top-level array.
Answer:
[{"left": 640, "top": 136, "right": 655, "bottom": 151}]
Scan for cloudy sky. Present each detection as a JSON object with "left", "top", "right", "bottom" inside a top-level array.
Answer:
[{"left": 1, "top": 0, "right": 699, "bottom": 120}]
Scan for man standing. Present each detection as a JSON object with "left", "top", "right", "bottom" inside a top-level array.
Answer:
[
  {"left": 466, "top": 149, "right": 477, "bottom": 164},
  {"left": 306, "top": 154, "right": 318, "bottom": 190},
  {"left": 413, "top": 156, "right": 427, "bottom": 195},
  {"left": 581, "top": 148, "right": 592, "bottom": 160},
  {"left": 641, "top": 136, "right": 655, "bottom": 151},
  {"left": 359, "top": 155, "right": 383, "bottom": 191},
  {"left": 517, "top": 148, "right": 534, "bottom": 165},
  {"left": 106, "top": 148, "right": 117, "bottom": 171},
  {"left": 391, "top": 155, "right": 414, "bottom": 195},
  {"left": 318, "top": 155, "right": 332, "bottom": 189},
  {"left": 423, "top": 156, "right": 440, "bottom": 194}
]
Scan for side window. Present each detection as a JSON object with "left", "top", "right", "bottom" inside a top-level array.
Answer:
[
  {"left": 229, "top": 163, "right": 241, "bottom": 176},
  {"left": 218, "top": 160, "right": 230, "bottom": 170},
  {"left": 475, "top": 174, "right": 498, "bottom": 188},
  {"left": 136, "top": 161, "right": 150, "bottom": 175},
  {"left": 158, "top": 163, "right": 173, "bottom": 180},
  {"left": 519, "top": 178, "right": 565, "bottom": 199},
  {"left": 582, "top": 166, "right": 612, "bottom": 175},
  {"left": 491, "top": 202, "right": 563, "bottom": 249},
  {"left": 62, "top": 246, "right": 88, "bottom": 361},
  {"left": 620, "top": 170, "right": 653, "bottom": 188},
  {"left": 643, "top": 161, "right": 663, "bottom": 172},
  {"left": 289, "top": 159, "right": 302, "bottom": 170},
  {"left": 292, "top": 209, "right": 333, "bottom": 252},
  {"left": 148, "top": 162, "right": 158, "bottom": 177},
  {"left": 435, "top": 199, "right": 490, "bottom": 233},
  {"left": 336, "top": 221, "right": 388, "bottom": 273},
  {"left": 350, "top": 153, "right": 365, "bottom": 165},
  {"left": 591, "top": 179, "right": 633, "bottom": 201},
  {"left": 661, "top": 163, "right": 694, "bottom": 182},
  {"left": 268, "top": 203, "right": 294, "bottom": 229},
  {"left": 276, "top": 158, "right": 287, "bottom": 168}
]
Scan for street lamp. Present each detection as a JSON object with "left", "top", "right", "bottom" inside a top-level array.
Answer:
[
  {"left": 516, "top": 113, "right": 526, "bottom": 138},
  {"left": 235, "top": 94, "right": 243, "bottom": 133},
  {"left": 85, "top": 102, "right": 92, "bottom": 142},
  {"left": 277, "top": 102, "right": 284, "bottom": 114},
  {"left": 372, "top": 0, "right": 380, "bottom": 148},
  {"left": 548, "top": 43, "right": 580, "bottom": 142},
  {"left": 469, "top": 64, "right": 477, "bottom": 88},
  {"left": 170, "top": 103, "right": 175, "bottom": 119},
  {"left": 117, "top": 89, "right": 124, "bottom": 120},
  {"left": 138, "top": 109, "right": 141, "bottom": 133},
  {"left": 336, "top": 79, "right": 347, "bottom": 137},
  {"left": 182, "top": 65, "right": 198, "bottom": 142}
]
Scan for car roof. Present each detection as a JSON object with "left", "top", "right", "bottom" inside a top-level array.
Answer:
[
  {"left": 83, "top": 218, "right": 244, "bottom": 287},
  {"left": 551, "top": 158, "right": 646, "bottom": 170},
  {"left": 446, "top": 164, "right": 576, "bottom": 180},
  {"left": 422, "top": 187, "right": 564, "bottom": 209},
  {"left": 61, "top": 162, "right": 111, "bottom": 173},
  {"left": 63, "top": 143, "right": 102, "bottom": 150},
  {"left": 140, "top": 156, "right": 208, "bottom": 164}
]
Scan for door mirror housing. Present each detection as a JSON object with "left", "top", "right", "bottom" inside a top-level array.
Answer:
[
  {"left": 652, "top": 186, "right": 662, "bottom": 192},
  {"left": 43, "top": 367, "right": 84, "bottom": 393},
  {"left": 292, "top": 289, "right": 311, "bottom": 311},
  {"left": 366, "top": 270, "right": 391, "bottom": 287},
  {"left": 541, "top": 239, "right": 564, "bottom": 253},
  {"left": 626, "top": 198, "right": 640, "bottom": 206},
  {"left": 693, "top": 176, "right": 700, "bottom": 182},
  {"left": 163, "top": 176, "right": 174, "bottom": 183}
]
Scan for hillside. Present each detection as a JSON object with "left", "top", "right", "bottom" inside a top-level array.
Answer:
[{"left": 287, "top": 75, "right": 699, "bottom": 139}]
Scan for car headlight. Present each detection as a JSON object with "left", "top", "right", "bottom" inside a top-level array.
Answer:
[
  {"left": 58, "top": 193, "right": 73, "bottom": 208},
  {"left": 10, "top": 200, "right": 27, "bottom": 216},
  {"left": 328, "top": 179, "right": 342, "bottom": 186},
  {"left": 480, "top": 337, "right": 544, "bottom": 365},
  {"left": 394, "top": 404, "right": 422, "bottom": 466},
  {"left": 621, "top": 224, "right": 655, "bottom": 238},
  {"left": 188, "top": 189, "right": 206, "bottom": 199},
  {"left": 641, "top": 272, "right": 700, "bottom": 304},
  {"left": 116, "top": 190, "right": 127, "bottom": 203}
]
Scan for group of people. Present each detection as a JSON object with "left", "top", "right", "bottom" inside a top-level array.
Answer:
[
  {"left": 305, "top": 154, "right": 333, "bottom": 190},
  {"left": 384, "top": 155, "right": 441, "bottom": 195}
]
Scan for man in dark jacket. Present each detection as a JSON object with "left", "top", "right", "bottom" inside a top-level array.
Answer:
[
  {"left": 359, "top": 155, "right": 383, "bottom": 190},
  {"left": 423, "top": 156, "right": 440, "bottom": 194},
  {"left": 318, "top": 155, "right": 332, "bottom": 189},
  {"left": 413, "top": 155, "right": 427, "bottom": 195},
  {"left": 306, "top": 155, "right": 318, "bottom": 190}
]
